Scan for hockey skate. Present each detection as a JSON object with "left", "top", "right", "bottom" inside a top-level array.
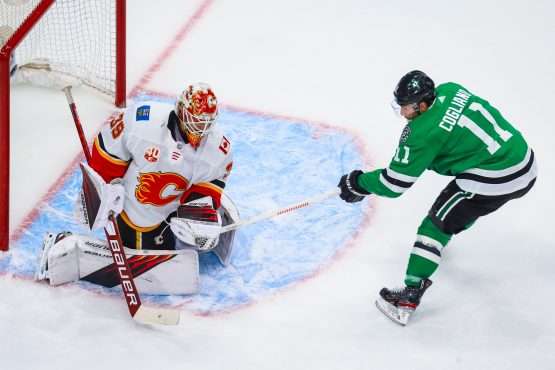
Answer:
[
  {"left": 375, "top": 279, "right": 432, "bottom": 326},
  {"left": 34, "top": 232, "right": 72, "bottom": 281}
]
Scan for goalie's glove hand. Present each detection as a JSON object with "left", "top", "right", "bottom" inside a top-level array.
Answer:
[
  {"left": 170, "top": 197, "right": 222, "bottom": 251},
  {"left": 338, "top": 170, "right": 371, "bottom": 203}
]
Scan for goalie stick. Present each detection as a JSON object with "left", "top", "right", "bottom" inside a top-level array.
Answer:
[
  {"left": 220, "top": 188, "right": 341, "bottom": 233},
  {"left": 63, "top": 86, "right": 180, "bottom": 325}
]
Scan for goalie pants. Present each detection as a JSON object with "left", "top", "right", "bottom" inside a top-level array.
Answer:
[
  {"left": 404, "top": 177, "right": 536, "bottom": 286},
  {"left": 116, "top": 211, "right": 177, "bottom": 250}
]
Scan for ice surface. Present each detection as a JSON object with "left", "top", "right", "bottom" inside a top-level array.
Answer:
[{"left": 1, "top": 1, "right": 554, "bottom": 369}]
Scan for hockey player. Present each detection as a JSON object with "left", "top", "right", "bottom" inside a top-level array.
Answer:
[
  {"left": 84, "top": 82, "right": 234, "bottom": 251},
  {"left": 35, "top": 83, "right": 237, "bottom": 294},
  {"left": 337, "top": 71, "right": 537, "bottom": 325}
]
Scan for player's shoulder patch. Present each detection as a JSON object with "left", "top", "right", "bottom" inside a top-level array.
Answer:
[
  {"left": 136, "top": 105, "right": 151, "bottom": 121},
  {"left": 219, "top": 135, "right": 231, "bottom": 155},
  {"left": 399, "top": 124, "right": 411, "bottom": 143},
  {"left": 109, "top": 112, "right": 125, "bottom": 140},
  {"left": 207, "top": 125, "right": 231, "bottom": 155},
  {"left": 201, "top": 126, "right": 232, "bottom": 169}
]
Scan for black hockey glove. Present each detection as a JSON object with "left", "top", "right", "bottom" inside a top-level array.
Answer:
[{"left": 338, "top": 170, "right": 370, "bottom": 203}]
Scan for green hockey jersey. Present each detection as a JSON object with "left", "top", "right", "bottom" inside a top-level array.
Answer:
[{"left": 358, "top": 82, "right": 537, "bottom": 197}]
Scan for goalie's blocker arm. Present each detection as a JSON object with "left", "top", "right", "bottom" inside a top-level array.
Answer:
[{"left": 74, "top": 162, "right": 125, "bottom": 231}]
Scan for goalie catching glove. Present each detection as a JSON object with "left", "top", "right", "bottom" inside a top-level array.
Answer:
[
  {"left": 73, "top": 162, "right": 125, "bottom": 230},
  {"left": 170, "top": 197, "right": 222, "bottom": 251}
]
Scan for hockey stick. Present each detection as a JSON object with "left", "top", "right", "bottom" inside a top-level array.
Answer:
[
  {"left": 63, "top": 86, "right": 180, "bottom": 325},
  {"left": 220, "top": 188, "right": 341, "bottom": 233}
]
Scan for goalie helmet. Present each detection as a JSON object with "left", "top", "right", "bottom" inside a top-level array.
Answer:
[
  {"left": 175, "top": 83, "right": 218, "bottom": 148},
  {"left": 393, "top": 70, "right": 436, "bottom": 106}
]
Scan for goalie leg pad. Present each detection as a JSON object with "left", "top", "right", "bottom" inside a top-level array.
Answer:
[
  {"left": 36, "top": 233, "right": 199, "bottom": 295},
  {"left": 78, "top": 238, "right": 200, "bottom": 295},
  {"left": 36, "top": 232, "right": 81, "bottom": 285},
  {"left": 35, "top": 232, "right": 70, "bottom": 281}
]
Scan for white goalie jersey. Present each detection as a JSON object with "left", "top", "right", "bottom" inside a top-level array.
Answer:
[{"left": 90, "top": 101, "right": 234, "bottom": 230}]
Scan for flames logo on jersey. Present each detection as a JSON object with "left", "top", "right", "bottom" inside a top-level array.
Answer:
[{"left": 135, "top": 172, "right": 189, "bottom": 207}]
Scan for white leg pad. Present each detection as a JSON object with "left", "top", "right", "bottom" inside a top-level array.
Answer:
[
  {"left": 47, "top": 234, "right": 81, "bottom": 286},
  {"left": 41, "top": 233, "right": 199, "bottom": 295}
]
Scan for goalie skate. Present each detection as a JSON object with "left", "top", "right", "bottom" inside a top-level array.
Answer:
[
  {"left": 35, "top": 232, "right": 71, "bottom": 281},
  {"left": 35, "top": 233, "right": 55, "bottom": 281}
]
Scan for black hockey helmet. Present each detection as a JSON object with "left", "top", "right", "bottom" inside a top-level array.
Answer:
[{"left": 393, "top": 70, "right": 436, "bottom": 106}]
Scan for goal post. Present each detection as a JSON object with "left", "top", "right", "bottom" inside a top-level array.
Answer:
[{"left": 0, "top": 0, "right": 126, "bottom": 252}]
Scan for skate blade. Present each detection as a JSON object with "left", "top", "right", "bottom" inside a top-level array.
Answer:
[{"left": 375, "top": 297, "right": 411, "bottom": 326}]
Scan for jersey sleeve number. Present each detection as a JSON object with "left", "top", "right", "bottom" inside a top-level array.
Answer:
[
  {"left": 458, "top": 102, "right": 512, "bottom": 154},
  {"left": 394, "top": 145, "right": 410, "bottom": 164}
]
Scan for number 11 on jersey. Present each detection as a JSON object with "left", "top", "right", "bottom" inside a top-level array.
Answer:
[
  {"left": 394, "top": 146, "right": 410, "bottom": 164},
  {"left": 458, "top": 102, "right": 513, "bottom": 154}
]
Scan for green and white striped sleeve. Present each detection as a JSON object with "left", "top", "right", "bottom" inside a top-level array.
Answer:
[{"left": 357, "top": 135, "right": 439, "bottom": 198}]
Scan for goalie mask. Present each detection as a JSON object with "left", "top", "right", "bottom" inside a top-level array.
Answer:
[{"left": 175, "top": 83, "right": 218, "bottom": 148}]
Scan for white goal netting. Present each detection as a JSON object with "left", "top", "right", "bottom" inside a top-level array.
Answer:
[{"left": 0, "top": 0, "right": 118, "bottom": 97}]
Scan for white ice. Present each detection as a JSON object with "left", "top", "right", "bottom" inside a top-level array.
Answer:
[{"left": 2, "top": 0, "right": 555, "bottom": 369}]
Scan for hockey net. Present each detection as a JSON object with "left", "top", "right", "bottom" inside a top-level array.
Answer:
[
  {"left": 1, "top": 0, "right": 125, "bottom": 99},
  {"left": 0, "top": 0, "right": 126, "bottom": 251}
]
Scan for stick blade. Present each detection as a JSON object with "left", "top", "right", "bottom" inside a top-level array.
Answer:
[{"left": 133, "top": 305, "right": 180, "bottom": 326}]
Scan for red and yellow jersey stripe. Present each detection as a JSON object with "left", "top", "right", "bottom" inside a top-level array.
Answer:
[{"left": 90, "top": 135, "right": 130, "bottom": 182}]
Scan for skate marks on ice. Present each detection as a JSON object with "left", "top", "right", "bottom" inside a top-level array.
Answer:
[{"left": 0, "top": 94, "right": 371, "bottom": 314}]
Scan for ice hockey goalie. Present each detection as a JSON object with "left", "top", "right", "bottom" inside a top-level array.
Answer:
[{"left": 35, "top": 83, "right": 239, "bottom": 294}]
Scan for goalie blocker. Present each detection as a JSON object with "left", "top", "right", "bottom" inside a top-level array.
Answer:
[
  {"left": 35, "top": 193, "right": 240, "bottom": 294},
  {"left": 74, "top": 162, "right": 125, "bottom": 231}
]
